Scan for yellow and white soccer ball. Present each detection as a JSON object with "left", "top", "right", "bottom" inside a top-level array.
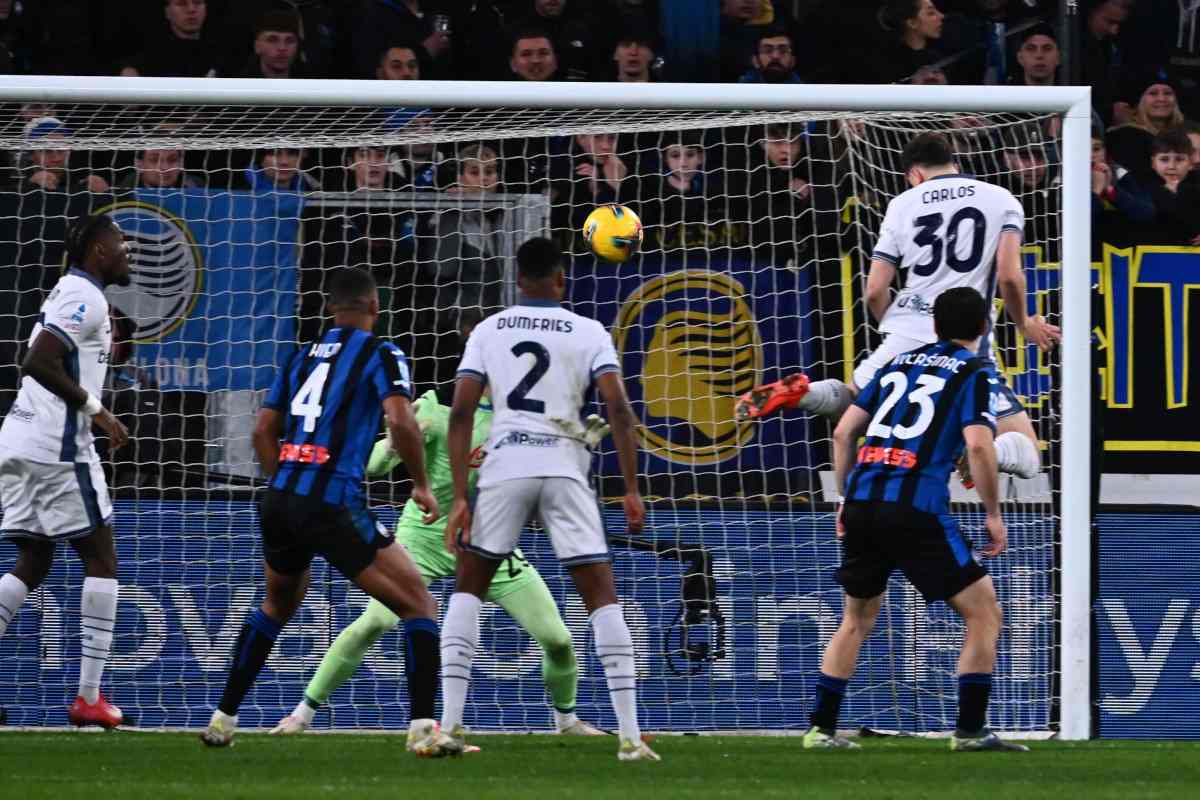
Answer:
[{"left": 583, "top": 204, "right": 643, "bottom": 263}]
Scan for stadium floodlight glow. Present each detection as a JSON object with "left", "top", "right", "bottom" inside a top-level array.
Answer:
[{"left": 0, "top": 77, "right": 1090, "bottom": 740}]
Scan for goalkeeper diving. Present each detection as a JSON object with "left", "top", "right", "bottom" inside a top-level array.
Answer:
[{"left": 273, "top": 311, "right": 608, "bottom": 740}]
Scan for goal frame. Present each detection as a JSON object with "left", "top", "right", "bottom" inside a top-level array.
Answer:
[{"left": 0, "top": 76, "right": 1093, "bottom": 740}]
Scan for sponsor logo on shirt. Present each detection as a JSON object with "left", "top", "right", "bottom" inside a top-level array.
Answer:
[
  {"left": 894, "top": 291, "right": 935, "bottom": 316},
  {"left": 494, "top": 431, "right": 560, "bottom": 449},
  {"left": 6, "top": 402, "right": 34, "bottom": 422},
  {"left": 857, "top": 445, "right": 918, "bottom": 469},
  {"left": 279, "top": 442, "right": 331, "bottom": 464}
]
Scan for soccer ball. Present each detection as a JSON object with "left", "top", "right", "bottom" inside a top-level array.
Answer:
[{"left": 583, "top": 204, "right": 643, "bottom": 263}]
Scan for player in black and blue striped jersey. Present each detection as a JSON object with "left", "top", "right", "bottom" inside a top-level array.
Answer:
[
  {"left": 803, "top": 287, "right": 1027, "bottom": 754},
  {"left": 200, "top": 267, "right": 461, "bottom": 758}
]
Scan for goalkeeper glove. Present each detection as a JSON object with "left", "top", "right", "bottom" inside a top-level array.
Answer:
[{"left": 583, "top": 414, "right": 611, "bottom": 448}]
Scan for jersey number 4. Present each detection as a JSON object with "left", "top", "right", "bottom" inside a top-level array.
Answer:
[
  {"left": 867, "top": 373, "right": 947, "bottom": 440},
  {"left": 292, "top": 362, "right": 330, "bottom": 433},
  {"left": 912, "top": 206, "right": 987, "bottom": 276},
  {"left": 507, "top": 341, "right": 551, "bottom": 413}
]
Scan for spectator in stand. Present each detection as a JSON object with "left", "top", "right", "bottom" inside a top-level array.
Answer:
[
  {"left": 386, "top": 111, "right": 452, "bottom": 190},
  {"left": 1117, "top": 0, "right": 1200, "bottom": 119},
  {"left": 420, "top": 143, "right": 507, "bottom": 383},
  {"left": 510, "top": 0, "right": 595, "bottom": 81},
  {"left": 244, "top": 148, "right": 320, "bottom": 192},
  {"left": 508, "top": 26, "right": 559, "bottom": 81},
  {"left": 15, "top": 117, "right": 109, "bottom": 194},
  {"left": 1082, "top": 0, "right": 1130, "bottom": 126},
  {"left": 119, "top": 0, "right": 222, "bottom": 78},
  {"left": 610, "top": 29, "right": 657, "bottom": 82},
  {"left": 118, "top": 147, "right": 205, "bottom": 190},
  {"left": 549, "top": 131, "right": 631, "bottom": 230},
  {"left": 221, "top": 0, "right": 347, "bottom": 79},
  {"left": 643, "top": 131, "right": 726, "bottom": 230},
  {"left": 1012, "top": 22, "right": 1059, "bottom": 86},
  {"left": 1091, "top": 126, "right": 1155, "bottom": 250},
  {"left": 1184, "top": 121, "right": 1200, "bottom": 180},
  {"left": 376, "top": 43, "right": 421, "bottom": 80},
  {"left": 864, "top": 0, "right": 945, "bottom": 84},
  {"left": 1146, "top": 128, "right": 1200, "bottom": 245},
  {"left": 746, "top": 122, "right": 838, "bottom": 263},
  {"left": 353, "top": 0, "right": 453, "bottom": 80},
  {"left": 720, "top": 0, "right": 768, "bottom": 82},
  {"left": 1106, "top": 71, "right": 1187, "bottom": 182},
  {"left": 940, "top": 0, "right": 1044, "bottom": 85},
  {"left": 239, "top": 10, "right": 305, "bottom": 79},
  {"left": 739, "top": 26, "right": 803, "bottom": 84},
  {"left": 0, "top": 0, "right": 37, "bottom": 74}
]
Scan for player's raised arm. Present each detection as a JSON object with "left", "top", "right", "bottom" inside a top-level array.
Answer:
[
  {"left": 595, "top": 371, "right": 645, "bottom": 535},
  {"left": 996, "top": 230, "right": 1060, "bottom": 352},
  {"left": 23, "top": 325, "right": 128, "bottom": 450},
  {"left": 383, "top": 394, "right": 438, "bottom": 524}
]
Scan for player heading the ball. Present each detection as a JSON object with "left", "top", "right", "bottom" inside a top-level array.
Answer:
[
  {"left": 200, "top": 266, "right": 460, "bottom": 757},
  {"left": 440, "top": 237, "right": 660, "bottom": 762},
  {"left": 0, "top": 213, "right": 131, "bottom": 729},
  {"left": 738, "top": 132, "right": 1059, "bottom": 484},
  {"left": 805, "top": 286, "right": 1027, "bottom": 753}
]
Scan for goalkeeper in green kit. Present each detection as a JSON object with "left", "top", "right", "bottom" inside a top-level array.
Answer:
[{"left": 272, "top": 314, "right": 606, "bottom": 740}]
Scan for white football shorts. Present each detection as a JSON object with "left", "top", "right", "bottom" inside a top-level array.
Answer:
[
  {"left": 852, "top": 333, "right": 928, "bottom": 390},
  {"left": 0, "top": 455, "right": 112, "bottom": 541},
  {"left": 466, "top": 477, "right": 609, "bottom": 568}
]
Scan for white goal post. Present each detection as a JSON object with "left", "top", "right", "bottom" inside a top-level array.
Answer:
[{"left": 0, "top": 77, "right": 1092, "bottom": 739}]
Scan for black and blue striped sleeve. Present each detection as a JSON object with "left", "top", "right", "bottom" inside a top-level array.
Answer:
[{"left": 374, "top": 342, "right": 413, "bottom": 401}]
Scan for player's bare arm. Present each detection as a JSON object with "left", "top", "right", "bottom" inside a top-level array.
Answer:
[
  {"left": 252, "top": 407, "right": 284, "bottom": 479},
  {"left": 595, "top": 371, "right": 644, "bottom": 534},
  {"left": 22, "top": 329, "right": 128, "bottom": 450},
  {"left": 831, "top": 404, "right": 869, "bottom": 537},
  {"left": 963, "top": 424, "right": 1006, "bottom": 557},
  {"left": 995, "top": 231, "right": 1060, "bottom": 352},
  {"left": 865, "top": 259, "right": 898, "bottom": 325},
  {"left": 444, "top": 374, "right": 484, "bottom": 553},
  {"left": 383, "top": 394, "right": 438, "bottom": 525}
]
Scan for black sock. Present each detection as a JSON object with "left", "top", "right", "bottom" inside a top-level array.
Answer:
[
  {"left": 404, "top": 618, "right": 440, "bottom": 721},
  {"left": 956, "top": 673, "right": 992, "bottom": 733},
  {"left": 810, "top": 673, "right": 848, "bottom": 730},
  {"left": 218, "top": 608, "right": 282, "bottom": 716}
]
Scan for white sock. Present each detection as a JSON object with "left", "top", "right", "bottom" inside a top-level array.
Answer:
[
  {"left": 995, "top": 431, "right": 1040, "bottom": 479},
  {"left": 292, "top": 700, "right": 316, "bottom": 724},
  {"left": 798, "top": 379, "right": 853, "bottom": 419},
  {"left": 0, "top": 573, "right": 30, "bottom": 636},
  {"left": 439, "top": 592, "right": 481, "bottom": 730},
  {"left": 591, "top": 603, "right": 640, "bottom": 742},
  {"left": 79, "top": 577, "right": 118, "bottom": 704},
  {"left": 555, "top": 709, "right": 579, "bottom": 730}
]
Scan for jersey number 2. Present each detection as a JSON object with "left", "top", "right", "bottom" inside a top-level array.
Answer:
[
  {"left": 866, "top": 372, "right": 947, "bottom": 440},
  {"left": 292, "top": 362, "right": 330, "bottom": 433},
  {"left": 911, "top": 206, "right": 987, "bottom": 277},
  {"left": 507, "top": 341, "right": 550, "bottom": 413}
]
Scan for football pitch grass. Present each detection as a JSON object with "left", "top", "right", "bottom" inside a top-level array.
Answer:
[{"left": 3, "top": 732, "right": 1199, "bottom": 799}]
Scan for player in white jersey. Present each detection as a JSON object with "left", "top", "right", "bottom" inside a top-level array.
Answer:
[
  {"left": 438, "top": 238, "right": 659, "bottom": 762},
  {"left": 738, "top": 132, "right": 1059, "bottom": 480},
  {"left": 0, "top": 214, "right": 132, "bottom": 728}
]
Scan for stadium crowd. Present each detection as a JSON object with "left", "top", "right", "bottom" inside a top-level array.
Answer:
[{"left": 0, "top": 0, "right": 1195, "bottom": 489}]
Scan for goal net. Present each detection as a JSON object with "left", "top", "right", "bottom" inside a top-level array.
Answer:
[{"left": 0, "top": 80, "right": 1086, "bottom": 736}]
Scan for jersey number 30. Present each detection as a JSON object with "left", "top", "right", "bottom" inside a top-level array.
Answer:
[
  {"left": 867, "top": 372, "right": 947, "bottom": 440},
  {"left": 292, "top": 362, "right": 330, "bottom": 433},
  {"left": 912, "top": 206, "right": 987, "bottom": 276}
]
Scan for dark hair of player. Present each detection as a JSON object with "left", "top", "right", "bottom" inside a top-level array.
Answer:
[
  {"left": 933, "top": 287, "right": 989, "bottom": 342},
  {"left": 900, "top": 132, "right": 955, "bottom": 173},
  {"left": 65, "top": 213, "right": 117, "bottom": 265},
  {"left": 1151, "top": 127, "right": 1194, "bottom": 157},
  {"left": 516, "top": 237, "right": 562, "bottom": 282},
  {"left": 456, "top": 306, "right": 499, "bottom": 342},
  {"left": 327, "top": 266, "right": 377, "bottom": 311}
]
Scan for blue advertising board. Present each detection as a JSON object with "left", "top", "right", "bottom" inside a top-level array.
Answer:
[{"left": 0, "top": 501, "right": 1053, "bottom": 733}]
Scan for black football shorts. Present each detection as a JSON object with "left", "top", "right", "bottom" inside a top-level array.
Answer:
[
  {"left": 259, "top": 488, "right": 394, "bottom": 579},
  {"left": 836, "top": 500, "right": 988, "bottom": 602}
]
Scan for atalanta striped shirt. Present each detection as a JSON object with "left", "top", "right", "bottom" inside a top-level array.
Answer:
[
  {"left": 844, "top": 340, "right": 996, "bottom": 514},
  {"left": 263, "top": 327, "right": 413, "bottom": 505}
]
